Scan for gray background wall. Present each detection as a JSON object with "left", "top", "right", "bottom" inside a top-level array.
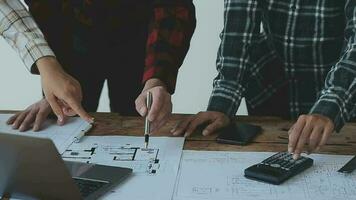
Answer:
[{"left": 0, "top": 0, "right": 248, "bottom": 115}]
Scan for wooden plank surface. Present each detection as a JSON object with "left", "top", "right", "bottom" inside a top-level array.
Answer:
[
  {"left": 87, "top": 113, "right": 356, "bottom": 155},
  {"left": 2, "top": 111, "right": 356, "bottom": 155}
]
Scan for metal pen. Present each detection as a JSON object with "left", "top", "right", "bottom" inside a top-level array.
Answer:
[{"left": 144, "top": 91, "right": 153, "bottom": 148}]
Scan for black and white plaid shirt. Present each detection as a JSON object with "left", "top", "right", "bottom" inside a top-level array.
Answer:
[
  {"left": 207, "top": 0, "right": 356, "bottom": 131},
  {"left": 0, "top": 0, "right": 54, "bottom": 72}
]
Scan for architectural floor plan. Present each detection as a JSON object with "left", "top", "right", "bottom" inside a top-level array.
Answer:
[
  {"left": 62, "top": 136, "right": 185, "bottom": 200},
  {"left": 63, "top": 143, "right": 161, "bottom": 174}
]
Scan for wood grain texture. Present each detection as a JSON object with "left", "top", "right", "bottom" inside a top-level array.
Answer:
[{"left": 2, "top": 111, "right": 356, "bottom": 155}]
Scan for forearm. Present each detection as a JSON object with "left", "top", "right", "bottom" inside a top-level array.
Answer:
[
  {"left": 0, "top": 0, "right": 55, "bottom": 73},
  {"left": 143, "top": 0, "right": 196, "bottom": 94},
  {"left": 36, "top": 56, "right": 65, "bottom": 76}
]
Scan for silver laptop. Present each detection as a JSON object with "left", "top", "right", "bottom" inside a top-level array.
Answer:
[{"left": 0, "top": 132, "right": 132, "bottom": 200}]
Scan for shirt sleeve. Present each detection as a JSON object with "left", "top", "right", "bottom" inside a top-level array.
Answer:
[
  {"left": 0, "top": 0, "right": 55, "bottom": 73},
  {"left": 207, "top": 0, "right": 262, "bottom": 116},
  {"left": 143, "top": 0, "right": 196, "bottom": 94},
  {"left": 309, "top": 0, "right": 356, "bottom": 132}
]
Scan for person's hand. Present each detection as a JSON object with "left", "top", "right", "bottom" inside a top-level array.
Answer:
[
  {"left": 6, "top": 99, "right": 67, "bottom": 132},
  {"left": 288, "top": 114, "right": 334, "bottom": 159},
  {"left": 36, "top": 57, "right": 93, "bottom": 123},
  {"left": 171, "top": 111, "right": 230, "bottom": 137},
  {"left": 135, "top": 78, "right": 172, "bottom": 132}
]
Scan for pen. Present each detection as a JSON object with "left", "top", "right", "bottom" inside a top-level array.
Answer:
[
  {"left": 144, "top": 91, "right": 153, "bottom": 148},
  {"left": 74, "top": 123, "right": 93, "bottom": 143}
]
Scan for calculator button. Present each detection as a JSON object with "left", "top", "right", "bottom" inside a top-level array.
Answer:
[
  {"left": 263, "top": 156, "right": 278, "bottom": 163},
  {"left": 296, "top": 159, "right": 304, "bottom": 164},
  {"left": 280, "top": 154, "right": 289, "bottom": 160},
  {"left": 270, "top": 164, "right": 281, "bottom": 168},
  {"left": 280, "top": 160, "right": 289, "bottom": 167}
]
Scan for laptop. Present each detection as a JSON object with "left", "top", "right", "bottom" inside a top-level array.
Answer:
[{"left": 0, "top": 132, "right": 132, "bottom": 200}]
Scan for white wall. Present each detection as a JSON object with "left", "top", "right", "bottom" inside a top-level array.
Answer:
[
  {"left": 0, "top": 0, "right": 247, "bottom": 115},
  {"left": 172, "top": 0, "right": 247, "bottom": 115}
]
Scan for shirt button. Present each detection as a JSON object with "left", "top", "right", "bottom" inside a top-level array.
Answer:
[{"left": 291, "top": 5, "right": 297, "bottom": 10}]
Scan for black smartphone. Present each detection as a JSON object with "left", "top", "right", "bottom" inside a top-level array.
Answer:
[{"left": 216, "top": 123, "right": 262, "bottom": 145}]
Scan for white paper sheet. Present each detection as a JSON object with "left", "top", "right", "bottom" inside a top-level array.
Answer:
[
  {"left": 62, "top": 136, "right": 185, "bottom": 200},
  {"left": 173, "top": 151, "right": 356, "bottom": 200},
  {"left": 0, "top": 114, "right": 90, "bottom": 154}
]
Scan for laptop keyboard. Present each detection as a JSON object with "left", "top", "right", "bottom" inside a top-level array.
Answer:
[{"left": 73, "top": 177, "right": 109, "bottom": 198}]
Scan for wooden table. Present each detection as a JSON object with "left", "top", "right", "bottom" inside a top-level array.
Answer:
[
  {"left": 2, "top": 111, "right": 355, "bottom": 155},
  {"left": 83, "top": 113, "right": 356, "bottom": 155}
]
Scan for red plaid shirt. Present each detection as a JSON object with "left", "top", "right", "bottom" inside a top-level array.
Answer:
[
  {"left": 145, "top": 3, "right": 196, "bottom": 93},
  {"left": 24, "top": 0, "right": 196, "bottom": 94}
]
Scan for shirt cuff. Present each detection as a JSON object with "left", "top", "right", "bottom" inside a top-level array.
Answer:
[
  {"left": 207, "top": 85, "right": 244, "bottom": 117},
  {"left": 22, "top": 38, "right": 56, "bottom": 74},
  {"left": 143, "top": 65, "right": 178, "bottom": 94},
  {"left": 309, "top": 99, "right": 344, "bottom": 132}
]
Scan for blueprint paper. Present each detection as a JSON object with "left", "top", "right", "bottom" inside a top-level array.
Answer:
[
  {"left": 0, "top": 114, "right": 90, "bottom": 154},
  {"left": 62, "top": 136, "right": 185, "bottom": 200},
  {"left": 173, "top": 151, "right": 356, "bottom": 200}
]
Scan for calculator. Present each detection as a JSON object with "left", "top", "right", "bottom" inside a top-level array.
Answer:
[{"left": 244, "top": 152, "right": 313, "bottom": 185}]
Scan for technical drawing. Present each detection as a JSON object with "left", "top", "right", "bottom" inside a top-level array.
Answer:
[
  {"left": 102, "top": 145, "right": 161, "bottom": 174},
  {"left": 173, "top": 151, "right": 356, "bottom": 200},
  {"left": 60, "top": 136, "right": 185, "bottom": 200},
  {"left": 62, "top": 143, "right": 161, "bottom": 174},
  {"left": 62, "top": 144, "right": 98, "bottom": 163}
]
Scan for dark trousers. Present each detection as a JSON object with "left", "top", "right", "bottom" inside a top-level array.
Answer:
[{"left": 66, "top": 35, "right": 146, "bottom": 115}]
